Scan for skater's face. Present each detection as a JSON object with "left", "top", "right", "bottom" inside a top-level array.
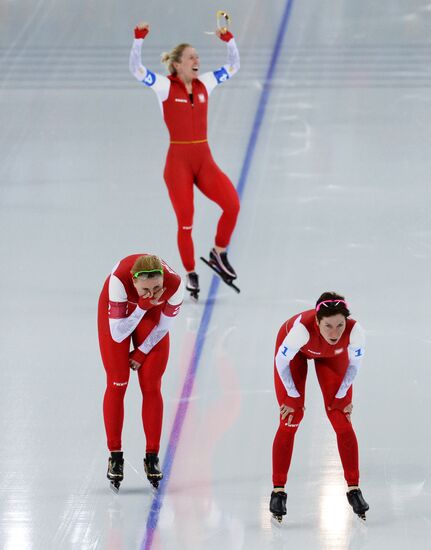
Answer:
[
  {"left": 174, "top": 47, "right": 200, "bottom": 82},
  {"left": 316, "top": 313, "right": 346, "bottom": 345},
  {"left": 133, "top": 275, "right": 164, "bottom": 298}
]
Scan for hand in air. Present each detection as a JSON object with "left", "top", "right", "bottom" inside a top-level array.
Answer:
[
  {"left": 216, "top": 28, "right": 234, "bottom": 42},
  {"left": 134, "top": 22, "right": 150, "bottom": 39}
]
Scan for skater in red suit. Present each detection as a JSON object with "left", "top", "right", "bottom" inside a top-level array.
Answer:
[
  {"left": 98, "top": 254, "right": 184, "bottom": 490},
  {"left": 129, "top": 21, "right": 241, "bottom": 299},
  {"left": 269, "top": 292, "right": 370, "bottom": 522}
]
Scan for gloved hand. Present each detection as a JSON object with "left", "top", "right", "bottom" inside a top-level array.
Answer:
[
  {"left": 129, "top": 348, "right": 146, "bottom": 369},
  {"left": 217, "top": 29, "right": 234, "bottom": 42},
  {"left": 134, "top": 23, "right": 149, "bottom": 39},
  {"left": 280, "top": 403, "right": 305, "bottom": 427},
  {"left": 328, "top": 394, "right": 352, "bottom": 412},
  {"left": 138, "top": 295, "right": 156, "bottom": 311}
]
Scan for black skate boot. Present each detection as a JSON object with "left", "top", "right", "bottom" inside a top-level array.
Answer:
[
  {"left": 144, "top": 453, "right": 163, "bottom": 489},
  {"left": 107, "top": 451, "right": 124, "bottom": 492},
  {"left": 186, "top": 272, "right": 200, "bottom": 301},
  {"left": 346, "top": 488, "right": 369, "bottom": 521},
  {"left": 270, "top": 490, "right": 287, "bottom": 524},
  {"left": 209, "top": 248, "right": 237, "bottom": 280}
]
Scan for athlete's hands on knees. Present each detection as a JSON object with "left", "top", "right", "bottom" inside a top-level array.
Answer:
[
  {"left": 129, "top": 348, "right": 146, "bottom": 370},
  {"left": 328, "top": 396, "right": 353, "bottom": 421},
  {"left": 216, "top": 28, "right": 234, "bottom": 42},
  {"left": 280, "top": 403, "right": 305, "bottom": 426},
  {"left": 134, "top": 22, "right": 150, "bottom": 39},
  {"left": 280, "top": 404, "right": 295, "bottom": 421}
]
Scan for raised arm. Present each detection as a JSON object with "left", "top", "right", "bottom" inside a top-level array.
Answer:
[
  {"left": 200, "top": 29, "right": 240, "bottom": 95},
  {"left": 129, "top": 22, "right": 170, "bottom": 103}
]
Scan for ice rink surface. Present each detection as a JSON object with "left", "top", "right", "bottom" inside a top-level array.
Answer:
[{"left": 1, "top": 0, "right": 431, "bottom": 548}]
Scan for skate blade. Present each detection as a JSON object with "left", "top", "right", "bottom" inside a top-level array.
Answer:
[
  {"left": 188, "top": 291, "right": 199, "bottom": 302},
  {"left": 200, "top": 257, "right": 240, "bottom": 293},
  {"left": 147, "top": 476, "right": 162, "bottom": 490},
  {"left": 109, "top": 481, "right": 121, "bottom": 493},
  {"left": 356, "top": 512, "right": 367, "bottom": 522},
  {"left": 271, "top": 514, "right": 285, "bottom": 527}
]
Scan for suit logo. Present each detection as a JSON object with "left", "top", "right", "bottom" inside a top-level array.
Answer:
[
  {"left": 214, "top": 67, "right": 229, "bottom": 83},
  {"left": 143, "top": 70, "right": 156, "bottom": 86}
]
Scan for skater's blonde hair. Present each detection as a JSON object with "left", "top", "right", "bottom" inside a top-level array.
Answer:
[
  {"left": 131, "top": 255, "right": 164, "bottom": 279},
  {"left": 161, "top": 43, "right": 193, "bottom": 75}
]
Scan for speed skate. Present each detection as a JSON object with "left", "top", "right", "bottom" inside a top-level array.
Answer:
[{"left": 200, "top": 257, "right": 240, "bottom": 293}]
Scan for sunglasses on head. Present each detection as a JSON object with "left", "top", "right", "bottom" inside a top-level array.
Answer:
[
  {"left": 133, "top": 269, "right": 163, "bottom": 279},
  {"left": 316, "top": 299, "right": 348, "bottom": 312}
]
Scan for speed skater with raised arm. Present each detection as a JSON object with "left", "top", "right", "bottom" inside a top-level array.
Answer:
[{"left": 129, "top": 21, "right": 240, "bottom": 299}]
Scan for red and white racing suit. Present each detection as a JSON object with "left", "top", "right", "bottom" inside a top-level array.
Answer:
[
  {"left": 129, "top": 38, "right": 241, "bottom": 271},
  {"left": 98, "top": 254, "right": 184, "bottom": 452},
  {"left": 272, "top": 309, "right": 365, "bottom": 487}
]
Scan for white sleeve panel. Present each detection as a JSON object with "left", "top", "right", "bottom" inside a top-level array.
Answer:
[
  {"left": 336, "top": 323, "right": 366, "bottom": 398},
  {"left": 109, "top": 307, "right": 146, "bottom": 343},
  {"left": 108, "top": 275, "right": 128, "bottom": 303},
  {"left": 274, "top": 319, "right": 310, "bottom": 398},
  {"left": 199, "top": 71, "right": 219, "bottom": 96},
  {"left": 137, "top": 312, "right": 173, "bottom": 354},
  {"left": 349, "top": 322, "right": 365, "bottom": 351},
  {"left": 225, "top": 38, "right": 240, "bottom": 76},
  {"left": 200, "top": 38, "right": 240, "bottom": 96},
  {"left": 129, "top": 38, "right": 170, "bottom": 104},
  {"left": 168, "top": 279, "right": 185, "bottom": 306},
  {"left": 284, "top": 317, "right": 310, "bottom": 349}
]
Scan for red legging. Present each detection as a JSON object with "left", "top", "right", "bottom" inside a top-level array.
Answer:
[
  {"left": 272, "top": 334, "right": 359, "bottom": 487},
  {"left": 164, "top": 142, "right": 240, "bottom": 272},
  {"left": 98, "top": 296, "right": 169, "bottom": 453}
]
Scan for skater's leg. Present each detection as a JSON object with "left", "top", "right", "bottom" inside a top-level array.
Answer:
[
  {"left": 137, "top": 333, "right": 169, "bottom": 454},
  {"left": 98, "top": 291, "right": 131, "bottom": 451},
  {"left": 315, "top": 357, "right": 360, "bottom": 486},
  {"left": 195, "top": 150, "right": 240, "bottom": 249},
  {"left": 164, "top": 148, "right": 196, "bottom": 272}
]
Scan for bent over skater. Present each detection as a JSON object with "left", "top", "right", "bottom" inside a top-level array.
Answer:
[
  {"left": 98, "top": 254, "right": 184, "bottom": 490},
  {"left": 270, "top": 292, "right": 370, "bottom": 522}
]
